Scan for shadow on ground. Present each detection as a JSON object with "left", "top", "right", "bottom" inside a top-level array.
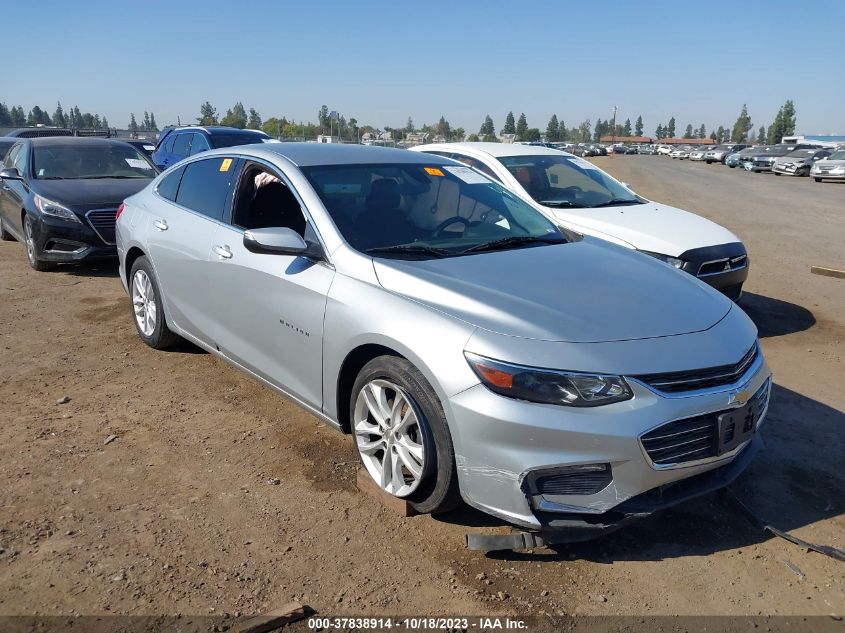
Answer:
[
  {"left": 740, "top": 292, "right": 815, "bottom": 338},
  {"left": 436, "top": 383, "right": 843, "bottom": 562}
]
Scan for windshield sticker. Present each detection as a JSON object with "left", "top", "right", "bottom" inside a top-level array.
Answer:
[
  {"left": 424, "top": 167, "right": 444, "bottom": 177},
  {"left": 443, "top": 165, "right": 490, "bottom": 184},
  {"left": 219, "top": 158, "right": 233, "bottom": 172},
  {"left": 125, "top": 158, "right": 152, "bottom": 169}
]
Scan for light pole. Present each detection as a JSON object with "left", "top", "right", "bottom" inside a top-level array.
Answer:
[{"left": 611, "top": 105, "right": 618, "bottom": 158}]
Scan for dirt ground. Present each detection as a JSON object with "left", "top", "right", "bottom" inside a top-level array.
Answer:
[{"left": 0, "top": 155, "right": 842, "bottom": 621}]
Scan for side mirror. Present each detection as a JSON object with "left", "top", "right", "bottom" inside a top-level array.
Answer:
[
  {"left": 0, "top": 167, "right": 22, "bottom": 180},
  {"left": 243, "top": 226, "right": 322, "bottom": 258}
]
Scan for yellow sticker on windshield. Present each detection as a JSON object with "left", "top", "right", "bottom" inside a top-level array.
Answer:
[
  {"left": 219, "top": 158, "right": 233, "bottom": 172},
  {"left": 424, "top": 167, "right": 444, "bottom": 176}
]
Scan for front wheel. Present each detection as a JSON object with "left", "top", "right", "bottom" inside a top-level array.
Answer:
[
  {"left": 24, "top": 215, "right": 54, "bottom": 271},
  {"left": 814, "top": 177, "right": 822, "bottom": 182},
  {"left": 129, "top": 256, "right": 181, "bottom": 349},
  {"left": 351, "top": 356, "right": 460, "bottom": 514}
]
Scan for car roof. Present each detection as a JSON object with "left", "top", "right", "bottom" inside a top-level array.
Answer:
[
  {"left": 412, "top": 142, "right": 569, "bottom": 158},
  {"left": 25, "top": 137, "right": 142, "bottom": 149},
  {"left": 166, "top": 126, "right": 268, "bottom": 136},
  {"left": 244, "top": 142, "right": 454, "bottom": 167}
]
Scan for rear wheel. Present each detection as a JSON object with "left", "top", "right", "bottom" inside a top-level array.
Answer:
[
  {"left": 24, "top": 215, "right": 54, "bottom": 271},
  {"left": 814, "top": 177, "right": 822, "bottom": 182},
  {"left": 129, "top": 256, "right": 180, "bottom": 349},
  {"left": 351, "top": 356, "right": 460, "bottom": 514}
]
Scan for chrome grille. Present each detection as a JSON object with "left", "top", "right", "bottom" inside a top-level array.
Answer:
[
  {"left": 634, "top": 343, "right": 758, "bottom": 393},
  {"left": 85, "top": 208, "right": 118, "bottom": 245},
  {"left": 641, "top": 414, "right": 717, "bottom": 465}
]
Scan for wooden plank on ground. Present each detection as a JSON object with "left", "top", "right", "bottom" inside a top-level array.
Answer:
[
  {"left": 356, "top": 468, "right": 417, "bottom": 517},
  {"left": 234, "top": 602, "right": 308, "bottom": 633},
  {"left": 810, "top": 266, "right": 845, "bottom": 279}
]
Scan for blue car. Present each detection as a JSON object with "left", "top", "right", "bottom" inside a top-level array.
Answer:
[{"left": 152, "top": 126, "right": 271, "bottom": 170}]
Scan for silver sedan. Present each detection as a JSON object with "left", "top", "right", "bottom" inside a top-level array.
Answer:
[{"left": 116, "top": 143, "right": 771, "bottom": 536}]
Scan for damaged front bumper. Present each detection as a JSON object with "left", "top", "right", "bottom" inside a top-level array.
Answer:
[{"left": 446, "top": 353, "right": 770, "bottom": 535}]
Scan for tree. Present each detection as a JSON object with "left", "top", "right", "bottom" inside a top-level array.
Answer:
[
  {"left": 0, "top": 103, "right": 10, "bottom": 126},
  {"left": 767, "top": 107, "right": 785, "bottom": 144},
  {"left": 635, "top": 115, "right": 643, "bottom": 136},
  {"left": 27, "top": 105, "right": 50, "bottom": 126},
  {"left": 622, "top": 118, "right": 632, "bottom": 136},
  {"left": 502, "top": 111, "right": 516, "bottom": 135},
  {"left": 515, "top": 113, "right": 527, "bottom": 140},
  {"left": 697, "top": 124, "right": 706, "bottom": 139},
  {"left": 466, "top": 133, "right": 480, "bottom": 142},
  {"left": 593, "top": 118, "right": 604, "bottom": 142},
  {"left": 451, "top": 126, "right": 465, "bottom": 142},
  {"left": 221, "top": 102, "right": 247, "bottom": 128},
  {"left": 479, "top": 114, "right": 495, "bottom": 137},
  {"left": 318, "top": 105, "right": 330, "bottom": 133},
  {"left": 198, "top": 102, "right": 218, "bottom": 125},
  {"left": 715, "top": 125, "right": 726, "bottom": 143},
  {"left": 435, "top": 115, "right": 450, "bottom": 139},
  {"left": 578, "top": 119, "right": 592, "bottom": 143},
  {"left": 102, "top": 116, "right": 109, "bottom": 129},
  {"left": 781, "top": 99, "right": 797, "bottom": 137},
  {"left": 524, "top": 128, "right": 541, "bottom": 142},
  {"left": 731, "top": 104, "right": 753, "bottom": 143},
  {"left": 247, "top": 108, "right": 262, "bottom": 129},
  {"left": 52, "top": 102, "right": 66, "bottom": 128},
  {"left": 545, "top": 114, "right": 559, "bottom": 142},
  {"left": 10, "top": 106, "right": 25, "bottom": 126},
  {"left": 683, "top": 124, "right": 694, "bottom": 139},
  {"left": 142, "top": 111, "right": 151, "bottom": 131},
  {"left": 128, "top": 113, "right": 139, "bottom": 133},
  {"left": 405, "top": 116, "right": 415, "bottom": 133},
  {"left": 655, "top": 123, "right": 664, "bottom": 139},
  {"left": 557, "top": 119, "right": 567, "bottom": 142},
  {"left": 149, "top": 112, "right": 158, "bottom": 132},
  {"left": 667, "top": 117, "right": 676, "bottom": 138},
  {"left": 757, "top": 126, "right": 766, "bottom": 144}
]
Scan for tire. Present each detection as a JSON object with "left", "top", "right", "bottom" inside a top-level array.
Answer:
[
  {"left": 128, "top": 256, "right": 181, "bottom": 349},
  {"left": 814, "top": 178, "right": 822, "bottom": 182},
  {"left": 706, "top": 160, "right": 712, "bottom": 164},
  {"left": 23, "top": 215, "right": 54, "bottom": 271},
  {"left": 729, "top": 165, "right": 736, "bottom": 168},
  {"left": 0, "top": 216, "right": 14, "bottom": 241},
  {"left": 774, "top": 172, "right": 781, "bottom": 176},
  {"left": 350, "top": 355, "right": 461, "bottom": 515}
]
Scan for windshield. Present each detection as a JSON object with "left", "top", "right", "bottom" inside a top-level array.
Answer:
[
  {"left": 302, "top": 163, "right": 563, "bottom": 257},
  {"left": 786, "top": 149, "right": 814, "bottom": 158},
  {"left": 497, "top": 154, "right": 643, "bottom": 208},
  {"left": 32, "top": 143, "right": 156, "bottom": 179},
  {"left": 209, "top": 132, "right": 269, "bottom": 149},
  {"left": 828, "top": 150, "right": 845, "bottom": 160},
  {"left": 772, "top": 144, "right": 797, "bottom": 153}
]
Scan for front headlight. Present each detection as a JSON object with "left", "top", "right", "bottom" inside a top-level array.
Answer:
[
  {"left": 464, "top": 352, "right": 633, "bottom": 407},
  {"left": 34, "top": 195, "right": 81, "bottom": 223},
  {"left": 641, "top": 250, "right": 684, "bottom": 269}
]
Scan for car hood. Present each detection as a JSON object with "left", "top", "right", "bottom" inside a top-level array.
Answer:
[
  {"left": 31, "top": 178, "right": 153, "bottom": 209},
  {"left": 372, "top": 239, "right": 732, "bottom": 343},
  {"left": 775, "top": 156, "right": 806, "bottom": 165},
  {"left": 813, "top": 159, "right": 845, "bottom": 168},
  {"left": 549, "top": 200, "right": 740, "bottom": 256}
]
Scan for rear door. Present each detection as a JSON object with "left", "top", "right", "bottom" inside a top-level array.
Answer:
[
  {"left": 206, "top": 160, "right": 334, "bottom": 409},
  {"left": 145, "top": 155, "right": 240, "bottom": 345}
]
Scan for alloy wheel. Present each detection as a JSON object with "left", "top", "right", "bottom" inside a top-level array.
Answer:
[
  {"left": 132, "top": 269, "right": 157, "bottom": 337},
  {"left": 24, "top": 217, "right": 36, "bottom": 264},
  {"left": 353, "top": 379, "right": 426, "bottom": 497}
]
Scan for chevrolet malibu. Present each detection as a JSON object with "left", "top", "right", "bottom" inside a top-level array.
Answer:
[
  {"left": 412, "top": 143, "right": 749, "bottom": 300},
  {"left": 116, "top": 144, "right": 771, "bottom": 537}
]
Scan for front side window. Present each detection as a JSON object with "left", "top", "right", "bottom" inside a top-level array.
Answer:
[
  {"left": 498, "top": 154, "right": 644, "bottom": 209},
  {"left": 32, "top": 143, "right": 154, "bottom": 180},
  {"left": 302, "top": 162, "right": 562, "bottom": 256},
  {"left": 189, "top": 133, "right": 210, "bottom": 155},
  {"left": 175, "top": 157, "right": 238, "bottom": 221},
  {"left": 231, "top": 162, "right": 307, "bottom": 237},
  {"left": 13, "top": 144, "right": 29, "bottom": 176},
  {"left": 5, "top": 143, "right": 21, "bottom": 170}
]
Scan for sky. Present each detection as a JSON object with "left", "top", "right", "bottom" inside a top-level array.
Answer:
[{"left": 5, "top": 0, "right": 844, "bottom": 135}]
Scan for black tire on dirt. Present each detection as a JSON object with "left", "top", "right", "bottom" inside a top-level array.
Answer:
[
  {"left": 128, "top": 255, "right": 181, "bottom": 349},
  {"left": 23, "top": 215, "right": 54, "bottom": 271},
  {"left": 350, "top": 355, "right": 461, "bottom": 515}
]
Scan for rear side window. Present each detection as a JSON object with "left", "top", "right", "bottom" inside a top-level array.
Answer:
[
  {"left": 175, "top": 157, "right": 237, "bottom": 221},
  {"left": 156, "top": 166, "right": 185, "bottom": 201},
  {"left": 171, "top": 133, "right": 191, "bottom": 158}
]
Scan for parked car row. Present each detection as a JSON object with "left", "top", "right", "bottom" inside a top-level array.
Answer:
[
  {"left": 662, "top": 139, "right": 844, "bottom": 183},
  {"left": 0, "top": 136, "right": 770, "bottom": 541}
]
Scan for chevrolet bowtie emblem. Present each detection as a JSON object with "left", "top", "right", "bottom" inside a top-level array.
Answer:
[
  {"left": 724, "top": 261, "right": 731, "bottom": 271},
  {"left": 732, "top": 388, "right": 750, "bottom": 406}
]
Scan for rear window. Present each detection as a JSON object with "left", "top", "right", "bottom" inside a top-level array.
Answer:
[
  {"left": 208, "top": 132, "right": 268, "bottom": 149},
  {"left": 174, "top": 157, "right": 237, "bottom": 221},
  {"left": 156, "top": 166, "right": 185, "bottom": 201}
]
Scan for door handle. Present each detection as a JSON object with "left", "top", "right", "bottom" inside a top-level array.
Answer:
[
  {"left": 153, "top": 219, "right": 168, "bottom": 231},
  {"left": 213, "top": 244, "right": 233, "bottom": 259}
]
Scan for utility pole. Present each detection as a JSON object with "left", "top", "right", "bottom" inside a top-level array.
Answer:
[{"left": 611, "top": 105, "right": 618, "bottom": 158}]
